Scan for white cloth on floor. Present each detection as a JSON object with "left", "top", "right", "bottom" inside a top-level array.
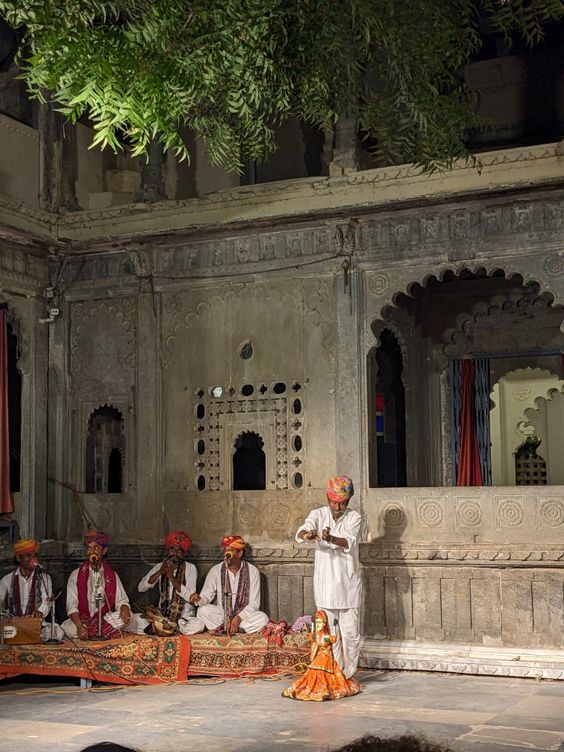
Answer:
[
  {"left": 296, "top": 505, "right": 363, "bottom": 676},
  {"left": 196, "top": 561, "right": 269, "bottom": 633}
]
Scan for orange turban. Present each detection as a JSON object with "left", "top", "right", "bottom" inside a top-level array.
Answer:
[
  {"left": 84, "top": 530, "right": 110, "bottom": 547},
  {"left": 165, "top": 530, "right": 192, "bottom": 552},
  {"left": 221, "top": 535, "right": 245, "bottom": 550},
  {"left": 14, "top": 539, "right": 39, "bottom": 556},
  {"left": 326, "top": 475, "right": 354, "bottom": 502}
]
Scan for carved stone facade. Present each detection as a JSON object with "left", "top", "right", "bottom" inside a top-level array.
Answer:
[{"left": 1, "top": 142, "right": 563, "bottom": 676}]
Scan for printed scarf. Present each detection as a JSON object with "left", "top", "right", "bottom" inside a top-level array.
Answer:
[
  {"left": 9, "top": 569, "right": 39, "bottom": 616},
  {"left": 221, "top": 560, "right": 250, "bottom": 620},
  {"left": 160, "top": 560, "right": 186, "bottom": 625}
]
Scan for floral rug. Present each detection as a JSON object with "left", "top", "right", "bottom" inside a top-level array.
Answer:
[
  {"left": 187, "top": 631, "right": 310, "bottom": 677},
  {"left": 0, "top": 633, "right": 191, "bottom": 685}
]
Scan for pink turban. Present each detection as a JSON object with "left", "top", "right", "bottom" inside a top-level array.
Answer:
[{"left": 84, "top": 530, "right": 110, "bottom": 547}]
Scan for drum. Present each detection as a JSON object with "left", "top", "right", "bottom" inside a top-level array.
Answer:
[
  {"left": 1, "top": 616, "right": 43, "bottom": 645},
  {"left": 143, "top": 607, "right": 177, "bottom": 637}
]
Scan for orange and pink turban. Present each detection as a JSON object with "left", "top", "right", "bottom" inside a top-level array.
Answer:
[
  {"left": 221, "top": 535, "right": 245, "bottom": 550},
  {"left": 84, "top": 530, "right": 110, "bottom": 547},
  {"left": 14, "top": 539, "right": 39, "bottom": 556},
  {"left": 165, "top": 530, "right": 192, "bottom": 552},
  {"left": 326, "top": 475, "right": 354, "bottom": 502}
]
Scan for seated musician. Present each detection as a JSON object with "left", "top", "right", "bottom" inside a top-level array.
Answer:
[
  {"left": 134, "top": 530, "right": 204, "bottom": 635},
  {"left": 62, "top": 530, "right": 135, "bottom": 640},
  {"left": 0, "top": 538, "right": 64, "bottom": 641},
  {"left": 189, "top": 535, "right": 269, "bottom": 634}
]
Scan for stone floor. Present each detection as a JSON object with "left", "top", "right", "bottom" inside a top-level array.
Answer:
[{"left": 0, "top": 670, "right": 563, "bottom": 752}]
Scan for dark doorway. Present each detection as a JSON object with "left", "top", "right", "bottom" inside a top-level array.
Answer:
[{"left": 233, "top": 431, "right": 266, "bottom": 490}]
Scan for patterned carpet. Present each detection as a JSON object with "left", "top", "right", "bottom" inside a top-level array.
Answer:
[
  {"left": 187, "top": 631, "right": 310, "bottom": 677},
  {"left": 0, "top": 633, "right": 191, "bottom": 685},
  {"left": 0, "top": 631, "right": 310, "bottom": 684}
]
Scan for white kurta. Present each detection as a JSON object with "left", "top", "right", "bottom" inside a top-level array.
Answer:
[
  {"left": 296, "top": 506, "right": 362, "bottom": 609},
  {"left": 62, "top": 564, "right": 137, "bottom": 638},
  {"left": 296, "top": 505, "right": 362, "bottom": 677},
  {"left": 133, "top": 561, "right": 204, "bottom": 635},
  {"left": 0, "top": 568, "right": 64, "bottom": 641},
  {"left": 196, "top": 561, "right": 269, "bottom": 633}
]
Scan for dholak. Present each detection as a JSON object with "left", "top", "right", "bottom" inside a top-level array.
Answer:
[{"left": 2, "top": 616, "right": 43, "bottom": 645}]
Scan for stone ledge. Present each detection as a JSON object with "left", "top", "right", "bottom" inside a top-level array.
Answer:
[{"left": 360, "top": 639, "right": 564, "bottom": 680}]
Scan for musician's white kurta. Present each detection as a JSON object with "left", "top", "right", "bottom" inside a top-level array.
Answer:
[
  {"left": 296, "top": 506, "right": 363, "bottom": 677},
  {"left": 196, "top": 561, "right": 269, "bottom": 633},
  {"left": 133, "top": 561, "right": 204, "bottom": 635},
  {"left": 62, "top": 565, "right": 141, "bottom": 637},
  {"left": 0, "top": 567, "right": 64, "bottom": 641}
]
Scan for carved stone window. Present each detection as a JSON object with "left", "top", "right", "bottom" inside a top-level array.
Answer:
[
  {"left": 233, "top": 431, "right": 266, "bottom": 490},
  {"left": 193, "top": 381, "right": 304, "bottom": 491},
  {"left": 85, "top": 406, "right": 125, "bottom": 493}
]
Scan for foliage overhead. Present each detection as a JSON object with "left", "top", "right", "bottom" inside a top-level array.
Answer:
[{"left": 0, "top": 0, "right": 562, "bottom": 172}]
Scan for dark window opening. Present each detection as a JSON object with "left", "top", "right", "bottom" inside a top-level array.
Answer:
[
  {"left": 107, "top": 448, "right": 122, "bottom": 493},
  {"left": 368, "top": 329, "right": 407, "bottom": 487},
  {"left": 85, "top": 405, "right": 125, "bottom": 494},
  {"left": 233, "top": 431, "right": 266, "bottom": 490}
]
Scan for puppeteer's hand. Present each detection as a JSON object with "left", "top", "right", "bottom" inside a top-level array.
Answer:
[
  {"left": 321, "top": 527, "right": 331, "bottom": 541},
  {"left": 301, "top": 529, "right": 319, "bottom": 541},
  {"left": 189, "top": 593, "right": 201, "bottom": 605}
]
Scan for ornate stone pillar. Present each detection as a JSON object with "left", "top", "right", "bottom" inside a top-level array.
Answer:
[
  {"left": 134, "top": 140, "right": 166, "bottom": 203},
  {"left": 135, "top": 267, "right": 161, "bottom": 542},
  {"left": 333, "top": 266, "right": 364, "bottom": 505},
  {"left": 329, "top": 117, "right": 360, "bottom": 177},
  {"left": 39, "top": 100, "right": 79, "bottom": 211}
]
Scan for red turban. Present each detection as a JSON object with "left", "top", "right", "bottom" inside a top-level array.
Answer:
[
  {"left": 165, "top": 530, "right": 192, "bottom": 552},
  {"left": 14, "top": 539, "right": 39, "bottom": 556},
  {"left": 84, "top": 530, "right": 110, "bottom": 547},
  {"left": 221, "top": 535, "right": 245, "bottom": 550},
  {"left": 326, "top": 475, "right": 354, "bottom": 502}
]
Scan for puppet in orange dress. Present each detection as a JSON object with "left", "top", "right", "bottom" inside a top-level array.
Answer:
[{"left": 283, "top": 609, "right": 360, "bottom": 701}]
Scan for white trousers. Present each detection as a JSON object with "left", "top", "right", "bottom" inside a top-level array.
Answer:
[
  {"left": 128, "top": 614, "right": 205, "bottom": 636},
  {"left": 197, "top": 604, "right": 269, "bottom": 634},
  {"left": 320, "top": 607, "right": 360, "bottom": 679}
]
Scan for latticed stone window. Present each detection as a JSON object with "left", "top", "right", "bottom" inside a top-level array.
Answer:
[
  {"left": 515, "top": 436, "right": 547, "bottom": 486},
  {"left": 192, "top": 381, "right": 304, "bottom": 491}
]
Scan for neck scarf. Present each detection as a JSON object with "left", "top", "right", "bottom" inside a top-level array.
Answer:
[
  {"left": 10, "top": 568, "right": 39, "bottom": 616},
  {"left": 76, "top": 560, "right": 118, "bottom": 638},
  {"left": 159, "top": 560, "right": 186, "bottom": 624},
  {"left": 221, "top": 559, "right": 250, "bottom": 620}
]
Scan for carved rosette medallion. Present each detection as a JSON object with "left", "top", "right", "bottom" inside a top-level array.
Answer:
[
  {"left": 538, "top": 498, "right": 564, "bottom": 528},
  {"left": 368, "top": 273, "right": 390, "bottom": 296},
  {"left": 418, "top": 500, "right": 444, "bottom": 527},
  {"left": 543, "top": 255, "right": 563, "bottom": 277},
  {"left": 456, "top": 499, "right": 483, "bottom": 528},
  {"left": 497, "top": 498, "right": 524, "bottom": 527}
]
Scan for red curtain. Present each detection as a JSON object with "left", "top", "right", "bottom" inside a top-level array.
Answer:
[
  {"left": 456, "top": 359, "right": 483, "bottom": 486},
  {"left": 0, "top": 310, "right": 13, "bottom": 513}
]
